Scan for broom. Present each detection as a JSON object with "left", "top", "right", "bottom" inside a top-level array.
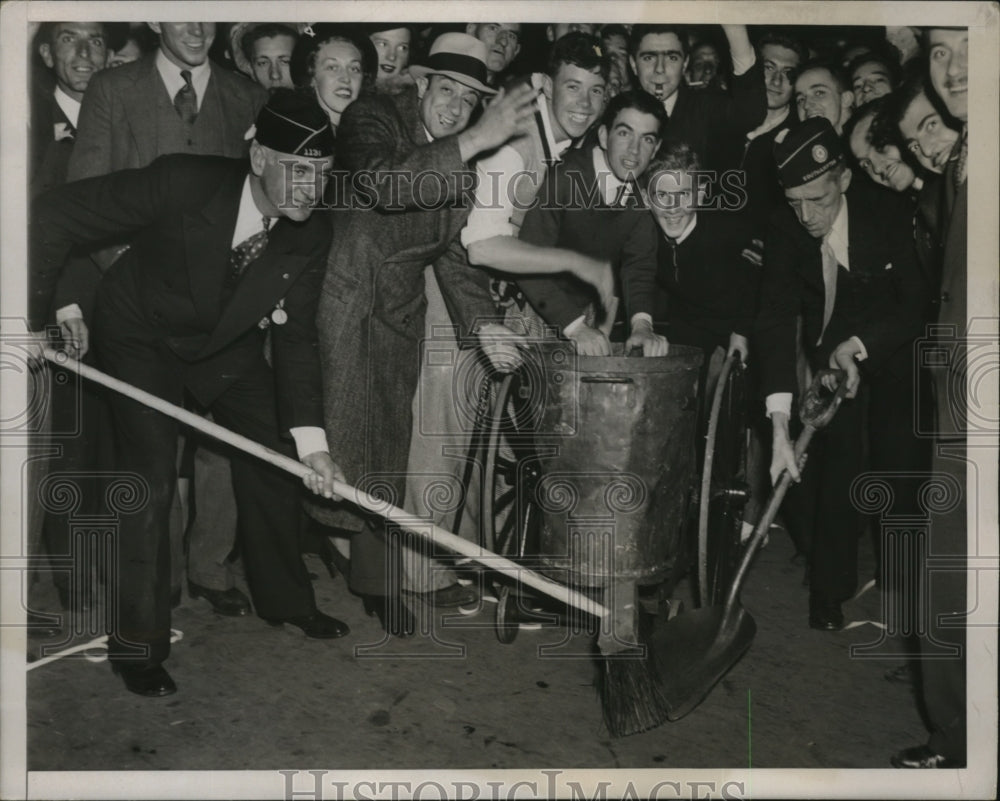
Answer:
[{"left": 595, "top": 576, "right": 670, "bottom": 737}]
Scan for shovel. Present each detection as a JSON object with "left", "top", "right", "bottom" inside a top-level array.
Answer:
[{"left": 654, "top": 369, "right": 850, "bottom": 720}]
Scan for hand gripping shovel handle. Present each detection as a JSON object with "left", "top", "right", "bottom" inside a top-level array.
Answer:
[
  {"left": 721, "top": 369, "right": 850, "bottom": 614},
  {"left": 42, "top": 348, "right": 609, "bottom": 620}
]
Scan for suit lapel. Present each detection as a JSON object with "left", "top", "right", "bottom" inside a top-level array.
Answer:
[
  {"left": 183, "top": 166, "right": 245, "bottom": 327},
  {"left": 50, "top": 98, "right": 73, "bottom": 131},
  {"left": 198, "top": 220, "right": 309, "bottom": 358}
]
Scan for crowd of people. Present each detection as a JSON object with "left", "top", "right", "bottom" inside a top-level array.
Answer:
[{"left": 27, "top": 19, "right": 968, "bottom": 769}]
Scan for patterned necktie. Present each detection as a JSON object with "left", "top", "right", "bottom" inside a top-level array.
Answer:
[
  {"left": 174, "top": 69, "right": 198, "bottom": 125},
  {"left": 818, "top": 240, "right": 838, "bottom": 345},
  {"left": 612, "top": 182, "right": 629, "bottom": 207},
  {"left": 228, "top": 218, "right": 270, "bottom": 284}
]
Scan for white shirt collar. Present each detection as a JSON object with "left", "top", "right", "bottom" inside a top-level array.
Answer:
[
  {"left": 155, "top": 49, "right": 211, "bottom": 111},
  {"left": 53, "top": 85, "right": 81, "bottom": 128},
  {"left": 824, "top": 195, "right": 849, "bottom": 269},
  {"left": 231, "top": 176, "right": 272, "bottom": 248},
  {"left": 663, "top": 90, "right": 680, "bottom": 118},
  {"left": 592, "top": 146, "right": 629, "bottom": 206}
]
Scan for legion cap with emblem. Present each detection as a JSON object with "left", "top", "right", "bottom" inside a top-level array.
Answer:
[
  {"left": 253, "top": 88, "right": 335, "bottom": 158},
  {"left": 773, "top": 117, "right": 845, "bottom": 189},
  {"left": 409, "top": 32, "right": 497, "bottom": 95}
]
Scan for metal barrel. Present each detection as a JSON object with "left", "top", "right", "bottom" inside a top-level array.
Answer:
[{"left": 524, "top": 342, "right": 703, "bottom": 586}]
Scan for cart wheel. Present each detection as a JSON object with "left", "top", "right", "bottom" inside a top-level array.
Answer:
[
  {"left": 481, "top": 373, "right": 542, "bottom": 559},
  {"left": 697, "top": 354, "right": 750, "bottom": 607},
  {"left": 495, "top": 585, "right": 519, "bottom": 644}
]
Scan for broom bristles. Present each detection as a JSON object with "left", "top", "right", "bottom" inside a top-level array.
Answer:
[{"left": 596, "top": 641, "right": 670, "bottom": 737}]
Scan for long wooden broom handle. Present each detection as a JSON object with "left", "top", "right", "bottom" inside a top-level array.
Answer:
[{"left": 42, "top": 348, "right": 609, "bottom": 619}]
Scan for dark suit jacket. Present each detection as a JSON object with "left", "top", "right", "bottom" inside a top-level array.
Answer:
[
  {"left": 930, "top": 136, "right": 968, "bottom": 436},
  {"left": 30, "top": 155, "right": 329, "bottom": 432},
  {"left": 514, "top": 146, "right": 659, "bottom": 331},
  {"left": 312, "top": 86, "right": 495, "bottom": 528},
  {"left": 755, "top": 179, "right": 928, "bottom": 398},
  {"left": 665, "top": 62, "right": 768, "bottom": 172},
  {"left": 30, "top": 88, "right": 76, "bottom": 199}
]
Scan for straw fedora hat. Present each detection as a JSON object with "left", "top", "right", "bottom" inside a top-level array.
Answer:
[{"left": 409, "top": 32, "right": 496, "bottom": 95}]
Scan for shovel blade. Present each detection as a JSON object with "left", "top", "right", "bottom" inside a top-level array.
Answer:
[{"left": 652, "top": 605, "right": 757, "bottom": 720}]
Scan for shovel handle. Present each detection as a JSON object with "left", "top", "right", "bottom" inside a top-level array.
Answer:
[
  {"left": 721, "top": 374, "right": 851, "bottom": 614},
  {"left": 42, "top": 348, "right": 610, "bottom": 620}
]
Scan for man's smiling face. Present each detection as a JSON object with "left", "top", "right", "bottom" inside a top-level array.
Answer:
[{"left": 417, "top": 74, "right": 480, "bottom": 138}]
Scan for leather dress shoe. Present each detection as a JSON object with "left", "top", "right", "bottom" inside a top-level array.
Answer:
[
  {"left": 265, "top": 610, "right": 350, "bottom": 639},
  {"left": 112, "top": 662, "right": 177, "bottom": 697},
  {"left": 808, "top": 598, "right": 844, "bottom": 631},
  {"left": 189, "top": 582, "right": 251, "bottom": 616},
  {"left": 890, "top": 744, "right": 965, "bottom": 769},
  {"left": 362, "top": 594, "right": 416, "bottom": 638},
  {"left": 404, "top": 583, "right": 478, "bottom": 608}
]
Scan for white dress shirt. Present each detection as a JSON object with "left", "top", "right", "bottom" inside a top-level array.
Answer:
[
  {"left": 461, "top": 81, "right": 570, "bottom": 247},
  {"left": 53, "top": 85, "right": 82, "bottom": 129},
  {"left": 765, "top": 196, "right": 867, "bottom": 419},
  {"left": 155, "top": 49, "right": 211, "bottom": 111}
]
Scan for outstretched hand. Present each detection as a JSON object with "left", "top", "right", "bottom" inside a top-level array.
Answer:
[{"left": 465, "top": 84, "right": 539, "bottom": 156}]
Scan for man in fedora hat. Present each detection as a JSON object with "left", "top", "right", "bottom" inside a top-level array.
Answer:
[
  {"left": 755, "top": 117, "right": 928, "bottom": 631},
  {"left": 309, "top": 32, "right": 538, "bottom": 635},
  {"left": 30, "top": 90, "right": 349, "bottom": 697}
]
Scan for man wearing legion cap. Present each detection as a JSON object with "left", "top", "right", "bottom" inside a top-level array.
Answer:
[
  {"left": 30, "top": 89, "right": 351, "bottom": 697},
  {"left": 754, "top": 116, "right": 928, "bottom": 631}
]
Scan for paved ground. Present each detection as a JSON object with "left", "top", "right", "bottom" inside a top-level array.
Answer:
[{"left": 25, "top": 527, "right": 931, "bottom": 774}]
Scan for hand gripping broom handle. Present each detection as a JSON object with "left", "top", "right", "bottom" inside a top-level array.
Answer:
[{"left": 42, "top": 348, "right": 609, "bottom": 619}]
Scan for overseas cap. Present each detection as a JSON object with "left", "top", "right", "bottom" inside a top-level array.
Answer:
[
  {"left": 253, "top": 88, "right": 334, "bottom": 158},
  {"left": 773, "top": 117, "right": 845, "bottom": 188}
]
